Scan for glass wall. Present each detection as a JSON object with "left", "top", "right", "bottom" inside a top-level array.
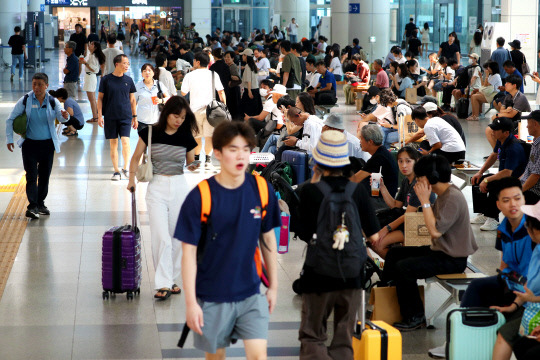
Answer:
[
  {"left": 211, "top": 0, "right": 270, "bottom": 38},
  {"left": 98, "top": 6, "right": 179, "bottom": 36},
  {"left": 309, "top": 0, "right": 331, "bottom": 39}
]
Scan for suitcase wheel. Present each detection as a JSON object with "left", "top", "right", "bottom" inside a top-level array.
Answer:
[
  {"left": 102, "top": 291, "right": 109, "bottom": 300},
  {"left": 127, "top": 291, "right": 134, "bottom": 300},
  {"left": 136, "top": 288, "right": 141, "bottom": 295}
]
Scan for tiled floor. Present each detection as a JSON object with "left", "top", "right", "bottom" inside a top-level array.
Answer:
[{"left": 0, "top": 47, "right": 524, "bottom": 359}]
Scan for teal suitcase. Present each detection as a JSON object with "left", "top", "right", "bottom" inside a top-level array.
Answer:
[{"left": 446, "top": 308, "right": 506, "bottom": 360}]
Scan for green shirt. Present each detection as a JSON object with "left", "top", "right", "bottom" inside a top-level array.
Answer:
[{"left": 282, "top": 53, "right": 302, "bottom": 86}]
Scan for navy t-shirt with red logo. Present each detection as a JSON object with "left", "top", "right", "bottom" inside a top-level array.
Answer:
[{"left": 174, "top": 175, "right": 281, "bottom": 302}]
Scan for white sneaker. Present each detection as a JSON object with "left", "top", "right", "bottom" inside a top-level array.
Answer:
[
  {"left": 480, "top": 218, "right": 499, "bottom": 231},
  {"left": 111, "top": 172, "right": 121, "bottom": 181},
  {"left": 470, "top": 214, "right": 488, "bottom": 224},
  {"left": 428, "top": 343, "right": 446, "bottom": 358}
]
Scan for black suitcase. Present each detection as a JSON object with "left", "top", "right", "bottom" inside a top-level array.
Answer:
[{"left": 456, "top": 90, "right": 470, "bottom": 119}]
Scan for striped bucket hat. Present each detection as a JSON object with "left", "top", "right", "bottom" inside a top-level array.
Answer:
[{"left": 312, "top": 130, "right": 350, "bottom": 168}]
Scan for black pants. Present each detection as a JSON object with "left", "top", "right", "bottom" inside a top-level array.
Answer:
[
  {"left": 419, "top": 140, "right": 465, "bottom": 164},
  {"left": 314, "top": 90, "right": 337, "bottom": 105},
  {"left": 471, "top": 174, "right": 499, "bottom": 219},
  {"left": 382, "top": 246, "right": 467, "bottom": 320},
  {"left": 22, "top": 139, "right": 55, "bottom": 210},
  {"left": 65, "top": 117, "right": 84, "bottom": 130},
  {"left": 442, "top": 84, "right": 456, "bottom": 106},
  {"left": 525, "top": 190, "right": 540, "bottom": 205},
  {"left": 514, "top": 337, "right": 540, "bottom": 360},
  {"left": 460, "top": 275, "right": 515, "bottom": 308},
  {"left": 248, "top": 117, "right": 266, "bottom": 134}
]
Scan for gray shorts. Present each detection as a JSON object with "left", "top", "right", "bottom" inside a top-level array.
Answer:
[{"left": 193, "top": 293, "right": 270, "bottom": 354}]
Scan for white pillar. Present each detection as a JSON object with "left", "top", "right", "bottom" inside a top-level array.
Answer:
[
  {"left": 191, "top": 0, "right": 211, "bottom": 40},
  {"left": 28, "top": 0, "right": 41, "bottom": 12},
  {"left": 349, "top": 0, "right": 390, "bottom": 63},
  {"left": 274, "top": 0, "right": 309, "bottom": 41},
  {"left": 482, "top": 0, "right": 492, "bottom": 24},
  {"left": 331, "top": 0, "right": 349, "bottom": 49},
  {"left": 0, "top": 0, "right": 27, "bottom": 65},
  {"left": 501, "top": 0, "right": 538, "bottom": 94}
]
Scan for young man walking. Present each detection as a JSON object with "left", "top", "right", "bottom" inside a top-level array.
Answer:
[
  {"left": 176, "top": 121, "right": 280, "bottom": 359},
  {"left": 8, "top": 26, "right": 27, "bottom": 81},
  {"left": 97, "top": 54, "right": 137, "bottom": 181}
]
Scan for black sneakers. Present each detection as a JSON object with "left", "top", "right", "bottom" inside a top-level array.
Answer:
[
  {"left": 25, "top": 208, "right": 39, "bottom": 220},
  {"left": 38, "top": 205, "right": 50, "bottom": 215}
]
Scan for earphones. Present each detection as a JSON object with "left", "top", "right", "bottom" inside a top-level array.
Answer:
[{"left": 426, "top": 155, "right": 440, "bottom": 185}]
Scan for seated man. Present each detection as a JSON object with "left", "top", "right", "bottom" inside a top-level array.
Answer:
[
  {"left": 428, "top": 177, "right": 533, "bottom": 358},
  {"left": 343, "top": 54, "right": 371, "bottom": 105},
  {"left": 494, "top": 61, "right": 525, "bottom": 112},
  {"left": 438, "top": 59, "right": 463, "bottom": 111},
  {"left": 244, "top": 83, "right": 285, "bottom": 134},
  {"left": 486, "top": 74, "right": 531, "bottom": 148},
  {"left": 281, "top": 106, "right": 323, "bottom": 156},
  {"left": 373, "top": 59, "right": 389, "bottom": 89},
  {"left": 382, "top": 154, "right": 478, "bottom": 331},
  {"left": 520, "top": 111, "right": 540, "bottom": 204},
  {"left": 322, "top": 114, "right": 370, "bottom": 162},
  {"left": 307, "top": 61, "right": 337, "bottom": 105},
  {"left": 450, "top": 53, "right": 482, "bottom": 107},
  {"left": 412, "top": 106, "right": 466, "bottom": 165},
  {"left": 470, "top": 117, "right": 527, "bottom": 231},
  {"left": 305, "top": 58, "right": 321, "bottom": 90},
  {"left": 351, "top": 124, "right": 399, "bottom": 210}
]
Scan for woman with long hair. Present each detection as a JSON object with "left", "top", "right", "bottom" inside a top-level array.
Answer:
[
  {"left": 328, "top": 43, "right": 343, "bottom": 81},
  {"left": 468, "top": 61, "right": 503, "bottom": 121},
  {"left": 130, "top": 24, "right": 140, "bottom": 56},
  {"left": 154, "top": 53, "right": 177, "bottom": 96},
  {"left": 127, "top": 96, "right": 200, "bottom": 300},
  {"left": 135, "top": 63, "right": 169, "bottom": 133},
  {"left": 420, "top": 23, "right": 430, "bottom": 57},
  {"left": 79, "top": 41, "right": 105, "bottom": 123},
  {"left": 296, "top": 91, "right": 316, "bottom": 115},
  {"left": 49, "top": 88, "right": 85, "bottom": 136},
  {"left": 391, "top": 63, "right": 413, "bottom": 98},
  {"left": 369, "top": 146, "right": 435, "bottom": 258},
  {"left": 470, "top": 29, "right": 483, "bottom": 61},
  {"left": 239, "top": 49, "right": 262, "bottom": 116},
  {"left": 224, "top": 50, "right": 242, "bottom": 120}
]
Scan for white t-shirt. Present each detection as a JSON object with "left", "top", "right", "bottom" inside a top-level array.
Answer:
[
  {"left": 102, "top": 47, "right": 123, "bottom": 75},
  {"left": 114, "top": 40, "right": 123, "bottom": 51},
  {"left": 470, "top": 66, "right": 482, "bottom": 89},
  {"left": 296, "top": 115, "right": 323, "bottom": 154},
  {"left": 158, "top": 67, "right": 178, "bottom": 96},
  {"left": 181, "top": 68, "right": 224, "bottom": 112},
  {"left": 445, "top": 67, "right": 455, "bottom": 81},
  {"left": 488, "top": 73, "right": 502, "bottom": 89},
  {"left": 262, "top": 98, "right": 284, "bottom": 125},
  {"left": 395, "top": 56, "right": 407, "bottom": 64},
  {"left": 346, "top": 131, "right": 370, "bottom": 162},
  {"left": 424, "top": 117, "right": 466, "bottom": 153},
  {"left": 84, "top": 53, "right": 100, "bottom": 74},
  {"left": 306, "top": 72, "right": 321, "bottom": 88},
  {"left": 288, "top": 22, "right": 299, "bottom": 36},
  {"left": 329, "top": 57, "right": 343, "bottom": 76}
]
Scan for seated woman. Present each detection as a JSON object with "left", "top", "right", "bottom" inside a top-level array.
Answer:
[
  {"left": 381, "top": 154, "right": 478, "bottom": 331},
  {"left": 468, "top": 61, "right": 502, "bottom": 121},
  {"left": 427, "top": 56, "right": 451, "bottom": 97},
  {"left": 491, "top": 201, "right": 540, "bottom": 360},
  {"left": 370, "top": 147, "right": 435, "bottom": 258},
  {"left": 49, "top": 88, "right": 84, "bottom": 136},
  {"left": 390, "top": 63, "right": 414, "bottom": 99}
]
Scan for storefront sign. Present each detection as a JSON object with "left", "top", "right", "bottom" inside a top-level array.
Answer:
[
  {"left": 45, "top": 0, "right": 88, "bottom": 5},
  {"left": 132, "top": 0, "right": 147, "bottom": 4}
]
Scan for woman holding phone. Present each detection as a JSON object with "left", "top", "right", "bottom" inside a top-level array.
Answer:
[{"left": 127, "top": 96, "right": 200, "bottom": 301}]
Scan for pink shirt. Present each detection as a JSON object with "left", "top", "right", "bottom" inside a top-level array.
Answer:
[{"left": 376, "top": 69, "right": 390, "bottom": 88}]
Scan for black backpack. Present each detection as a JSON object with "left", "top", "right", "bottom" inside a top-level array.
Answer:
[
  {"left": 456, "top": 64, "right": 481, "bottom": 89},
  {"left": 304, "top": 181, "right": 367, "bottom": 280},
  {"left": 22, "top": 93, "right": 56, "bottom": 109}
]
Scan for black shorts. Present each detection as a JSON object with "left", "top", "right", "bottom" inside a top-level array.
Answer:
[{"left": 104, "top": 118, "right": 131, "bottom": 139}]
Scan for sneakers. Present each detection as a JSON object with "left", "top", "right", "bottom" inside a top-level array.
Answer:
[
  {"left": 111, "top": 172, "right": 121, "bottom": 181},
  {"left": 122, "top": 169, "right": 129, "bottom": 179},
  {"left": 393, "top": 315, "right": 426, "bottom": 332},
  {"left": 25, "top": 208, "right": 39, "bottom": 220},
  {"left": 205, "top": 155, "right": 212, "bottom": 168},
  {"left": 10, "top": 73, "right": 14, "bottom": 82},
  {"left": 480, "top": 217, "right": 499, "bottom": 231},
  {"left": 38, "top": 205, "right": 50, "bottom": 215},
  {"left": 428, "top": 343, "right": 446, "bottom": 359},
  {"left": 470, "top": 214, "right": 488, "bottom": 224}
]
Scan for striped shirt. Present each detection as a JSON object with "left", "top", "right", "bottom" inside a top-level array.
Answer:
[
  {"left": 139, "top": 126, "right": 197, "bottom": 176},
  {"left": 521, "top": 137, "right": 540, "bottom": 196}
]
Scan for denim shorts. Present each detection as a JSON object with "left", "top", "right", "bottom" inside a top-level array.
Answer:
[{"left": 193, "top": 293, "right": 270, "bottom": 354}]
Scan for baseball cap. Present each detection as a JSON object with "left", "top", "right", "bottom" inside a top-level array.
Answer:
[
  {"left": 469, "top": 53, "right": 480, "bottom": 61},
  {"left": 323, "top": 114, "right": 345, "bottom": 130},
  {"left": 423, "top": 102, "right": 438, "bottom": 112},
  {"left": 366, "top": 86, "right": 380, "bottom": 98},
  {"left": 522, "top": 111, "right": 540, "bottom": 121},
  {"left": 269, "top": 84, "right": 287, "bottom": 96},
  {"left": 488, "top": 117, "right": 514, "bottom": 132},
  {"left": 240, "top": 48, "right": 254, "bottom": 57}
]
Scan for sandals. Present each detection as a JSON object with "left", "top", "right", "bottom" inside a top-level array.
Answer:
[
  {"left": 154, "top": 288, "right": 172, "bottom": 300},
  {"left": 65, "top": 131, "right": 78, "bottom": 136},
  {"left": 171, "top": 284, "right": 181, "bottom": 295},
  {"left": 466, "top": 115, "right": 479, "bottom": 121},
  {"left": 86, "top": 118, "right": 98, "bottom": 123}
]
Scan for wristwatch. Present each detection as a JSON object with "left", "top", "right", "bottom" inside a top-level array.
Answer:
[
  {"left": 132, "top": 115, "right": 137, "bottom": 118},
  {"left": 386, "top": 224, "right": 392, "bottom": 232},
  {"left": 422, "top": 203, "right": 431, "bottom": 209},
  {"left": 484, "top": 178, "right": 489, "bottom": 184}
]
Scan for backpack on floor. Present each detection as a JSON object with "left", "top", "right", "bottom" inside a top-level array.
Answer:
[{"left": 304, "top": 181, "right": 367, "bottom": 280}]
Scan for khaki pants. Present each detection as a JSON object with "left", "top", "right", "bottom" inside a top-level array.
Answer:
[
  {"left": 343, "top": 84, "right": 356, "bottom": 105},
  {"left": 299, "top": 288, "right": 361, "bottom": 360}
]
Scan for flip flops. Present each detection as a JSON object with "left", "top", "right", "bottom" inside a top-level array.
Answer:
[
  {"left": 86, "top": 118, "right": 98, "bottom": 123},
  {"left": 171, "top": 284, "right": 181, "bottom": 295},
  {"left": 154, "top": 288, "right": 172, "bottom": 300}
]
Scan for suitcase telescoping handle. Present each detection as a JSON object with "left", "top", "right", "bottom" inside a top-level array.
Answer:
[
  {"left": 130, "top": 187, "right": 137, "bottom": 229},
  {"left": 359, "top": 289, "right": 366, "bottom": 332}
]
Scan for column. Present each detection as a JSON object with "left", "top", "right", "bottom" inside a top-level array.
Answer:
[
  {"left": 331, "top": 0, "right": 349, "bottom": 49},
  {"left": 349, "top": 0, "right": 390, "bottom": 63},
  {"left": 482, "top": 0, "right": 492, "bottom": 24},
  {"left": 501, "top": 0, "right": 538, "bottom": 94},
  {"left": 0, "top": 0, "right": 27, "bottom": 65},
  {"left": 274, "top": 0, "right": 310, "bottom": 41},
  {"left": 191, "top": 0, "right": 211, "bottom": 40},
  {"left": 28, "top": 0, "right": 41, "bottom": 12}
]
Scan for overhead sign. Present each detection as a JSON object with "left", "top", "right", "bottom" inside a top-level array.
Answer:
[
  {"left": 45, "top": 0, "right": 88, "bottom": 5},
  {"left": 132, "top": 0, "right": 148, "bottom": 4},
  {"left": 349, "top": 3, "right": 360, "bottom": 14},
  {"left": 40, "top": 4, "right": 45, "bottom": 10}
]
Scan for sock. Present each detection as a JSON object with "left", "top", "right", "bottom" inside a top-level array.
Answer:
[
  {"left": 206, "top": 155, "right": 211, "bottom": 163},
  {"left": 194, "top": 154, "right": 200, "bottom": 161}
]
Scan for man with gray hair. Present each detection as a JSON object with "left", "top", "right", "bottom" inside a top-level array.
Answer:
[
  {"left": 323, "top": 114, "right": 370, "bottom": 162},
  {"left": 63, "top": 41, "right": 79, "bottom": 99},
  {"left": 351, "top": 124, "right": 399, "bottom": 210}
]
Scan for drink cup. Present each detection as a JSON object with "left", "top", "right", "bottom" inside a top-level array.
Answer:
[
  {"left": 528, "top": 135, "right": 534, "bottom": 143},
  {"left": 371, "top": 172, "right": 381, "bottom": 196},
  {"left": 151, "top": 96, "right": 158, "bottom": 105}
]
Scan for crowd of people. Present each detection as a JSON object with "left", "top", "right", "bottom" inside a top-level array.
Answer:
[{"left": 5, "top": 18, "right": 540, "bottom": 360}]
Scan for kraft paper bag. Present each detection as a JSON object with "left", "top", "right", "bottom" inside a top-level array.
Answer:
[{"left": 369, "top": 286, "right": 425, "bottom": 324}]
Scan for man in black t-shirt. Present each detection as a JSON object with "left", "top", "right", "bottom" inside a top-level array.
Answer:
[
  {"left": 69, "top": 24, "right": 88, "bottom": 76},
  {"left": 438, "top": 33, "right": 460, "bottom": 64},
  {"left": 8, "top": 26, "right": 27, "bottom": 81},
  {"left": 404, "top": 18, "right": 417, "bottom": 49},
  {"left": 408, "top": 31, "right": 422, "bottom": 57}
]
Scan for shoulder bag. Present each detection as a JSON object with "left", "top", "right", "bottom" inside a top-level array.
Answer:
[
  {"left": 136, "top": 126, "right": 153, "bottom": 182},
  {"left": 156, "top": 80, "right": 165, "bottom": 112},
  {"left": 206, "top": 71, "right": 232, "bottom": 127}
]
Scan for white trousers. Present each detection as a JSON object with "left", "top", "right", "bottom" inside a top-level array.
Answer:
[{"left": 145, "top": 174, "right": 189, "bottom": 290}]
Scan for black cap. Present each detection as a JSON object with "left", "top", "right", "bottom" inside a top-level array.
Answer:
[
  {"left": 522, "top": 111, "right": 540, "bottom": 121},
  {"left": 367, "top": 86, "right": 380, "bottom": 97},
  {"left": 489, "top": 117, "right": 514, "bottom": 132},
  {"left": 419, "top": 96, "right": 437, "bottom": 105},
  {"left": 508, "top": 39, "right": 521, "bottom": 49}
]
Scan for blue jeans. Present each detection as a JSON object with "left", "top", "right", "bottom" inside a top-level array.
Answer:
[
  {"left": 11, "top": 54, "right": 24, "bottom": 78},
  {"left": 380, "top": 126, "right": 399, "bottom": 149},
  {"left": 261, "top": 134, "right": 279, "bottom": 154},
  {"left": 289, "top": 35, "right": 297, "bottom": 43}
]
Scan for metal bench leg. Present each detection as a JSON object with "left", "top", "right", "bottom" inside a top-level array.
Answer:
[{"left": 427, "top": 293, "right": 455, "bottom": 327}]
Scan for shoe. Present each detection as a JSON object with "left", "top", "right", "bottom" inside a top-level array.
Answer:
[
  {"left": 25, "top": 208, "right": 39, "bottom": 220},
  {"left": 154, "top": 288, "right": 172, "bottom": 301},
  {"left": 480, "top": 218, "right": 499, "bottom": 231},
  {"left": 10, "top": 74, "right": 14, "bottom": 81},
  {"left": 122, "top": 169, "right": 129, "bottom": 179},
  {"left": 470, "top": 214, "right": 488, "bottom": 224},
  {"left": 171, "top": 284, "right": 181, "bottom": 295},
  {"left": 428, "top": 343, "right": 446, "bottom": 359},
  {"left": 205, "top": 155, "right": 212, "bottom": 168},
  {"left": 111, "top": 172, "right": 121, "bottom": 181},
  {"left": 393, "top": 315, "right": 426, "bottom": 332},
  {"left": 466, "top": 115, "right": 479, "bottom": 121},
  {"left": 37, "top": 205, "right": 50, "bottom": 215}
]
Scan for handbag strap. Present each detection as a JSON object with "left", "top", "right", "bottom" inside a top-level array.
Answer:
[
  {"left": 211, "top": 71, "right": 216, "bottom": 101},
  {"left": 156, "top": 79, "right": 162, "bottom": 94},
  {"left": 147, "top": 125, "right": 152, "bottom": 158}
]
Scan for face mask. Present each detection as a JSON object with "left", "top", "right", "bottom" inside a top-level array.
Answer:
[
  {"left": 260, "top": 89, "right": 268, "bottom": 97},
  {"left": 468, "top": 58, "right": 473, "bottom": 65},
  {"left": 369, "top": 97, "right": 378, "bottom": 105}
]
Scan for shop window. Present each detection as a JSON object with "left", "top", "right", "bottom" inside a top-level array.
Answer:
[
  {"left": 253, "top": 8, "right": 269, "bottom": 32},
  {"left": 223, "top": 0, "right": 251, "bottom": 5}
]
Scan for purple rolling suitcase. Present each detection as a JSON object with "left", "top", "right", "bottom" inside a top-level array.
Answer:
[{"left": 102, "top": 189, "right": 142, "bottom": 300}]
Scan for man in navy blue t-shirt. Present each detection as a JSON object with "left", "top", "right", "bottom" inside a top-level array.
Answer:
[
  {"left": 97, "top": 54, "right": 137, "bottom": 181},
  {"left": 308, "top": 60, "right": 337, "bottom": 105},
  {"left": 176, "top": 122, "right": 280, "bottom": 358}
]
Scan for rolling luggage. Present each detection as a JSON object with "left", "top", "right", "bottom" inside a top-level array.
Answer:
[
  {"left": 282, "top": 149, "right": 311, "bottom": 185},
  {"left": 102, "top": 189, "right": 142, "bottom": 300},
  {"left": 456, "top": 90, "right": 470, "bottom": 119},
  {"left": 446, "top": 308, "right": 506, "bottom": 360},
  {"left": 353, "top": 289, "right": 402, "bottom": 360}
]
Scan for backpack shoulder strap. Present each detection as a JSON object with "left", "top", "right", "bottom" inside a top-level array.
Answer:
[
  {"left": 254, "top": 175, "right": 268, "bottom": 219},
  {"left": 49, "top": 97, "right": 56, "bottom": 110},
  {"left": 315, "top": 180, "right": 333, "bottom": 197},
  {"left": 344, "top": 181, "right": 358, "bottom": 198},
  {"left": 198, "top": 179, "right": 211, "bottom": 223},
  {"left": 22, "top": 93, "right": 29, "bottom": 107}
]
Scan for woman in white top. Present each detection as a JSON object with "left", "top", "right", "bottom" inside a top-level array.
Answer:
[
  {"left": 130, "top": 25, "right": 140, "bottom": 55},
  {"left": 136, "top": 63, "right": 169, "bottom": 133},
  {"left": 420, "top": 23, "right": 430, "bottom": 57},
  {"left": 328, "top": 44, "right": 343, "bottom": 81},
  {"left": 254, "top": 48, "right": 271, "bottom": 84},
  {"left": 468, "top": 61, "right": 503, "bottom": 120},
  {"left": 79, "top": 41, "right": 105, "bottom": 122},
  {"left": 154, "top": 53, "right": 178, "bottom": 96}
]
